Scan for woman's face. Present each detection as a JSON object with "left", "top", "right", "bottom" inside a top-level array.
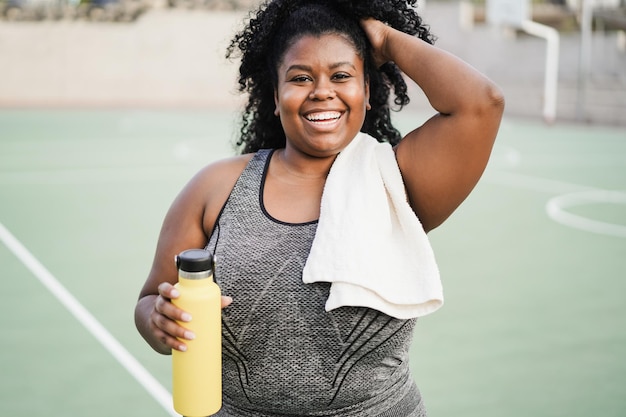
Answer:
[{"left": 274, "top": 33, "right": 370, "bottom": 158}]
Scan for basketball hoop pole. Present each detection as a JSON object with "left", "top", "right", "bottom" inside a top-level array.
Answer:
[
  {"left": 486, "top": 0, "right": 560, "bottom": 124},
  {"left": 520, "top": 19, "right": 560, "bottom": 124},
  {"left": 577, "top": 0, "right": 594, "bottom": 121}
]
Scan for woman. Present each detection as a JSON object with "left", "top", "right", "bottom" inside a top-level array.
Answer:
[{"left": 135, "top": 0, "right": 504, "bottom": 415}]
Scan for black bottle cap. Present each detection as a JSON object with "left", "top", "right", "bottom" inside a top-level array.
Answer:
[{"left": 175, "top": 249, "right": 214, "bottom": 273}]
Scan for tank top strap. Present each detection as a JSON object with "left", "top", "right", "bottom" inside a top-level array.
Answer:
[
  {"left": 206, "top": 149, "right": 273, "bottom": 255},
  {"left": 227, "top": 149, "right": 273, "bottom": 208}
]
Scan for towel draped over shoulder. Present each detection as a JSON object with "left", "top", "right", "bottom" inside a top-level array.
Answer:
[{"left": 302, "top": 132, "right": 443, "bottom": 320}]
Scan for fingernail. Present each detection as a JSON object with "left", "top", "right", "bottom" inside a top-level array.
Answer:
[
  {"left": 178, "top": 345, "right": 187, "bottom": 352},
  {"left": 171, "top": 289, "right": 180, "bottom": 298},
  {"left": 184, "top": 331, "right": 196, "bottom": 340},
  {"left": 181, "top": 313, "right": 192, "bottom": 322}
]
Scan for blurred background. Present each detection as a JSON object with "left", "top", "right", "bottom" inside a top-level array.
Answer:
[
  {"left": 0, "top": 0, "right": 625, "bottom": 124},
  {"left": 1, "top": 1, "right": 625, "bottom": 417}
]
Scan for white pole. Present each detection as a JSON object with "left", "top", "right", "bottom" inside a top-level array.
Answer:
[
  {"left": 459, "top": 0, "right": 475, "bottom": 31},
  {"left": 520, "top": 19, "right": 560, "bottom": 124},
  {"left": 485, "top": 0, "right": 560, "bottom": 123},
  {"left": 577, "top": 0, "right": 594, "bottom": 121}
]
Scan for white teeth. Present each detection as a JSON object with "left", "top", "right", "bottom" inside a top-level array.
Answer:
[{"left": 306, "top": 111, "right": 341, "bottom": 121}]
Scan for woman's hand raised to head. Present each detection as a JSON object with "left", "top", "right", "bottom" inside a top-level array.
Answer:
[{"left": 360, "top": 18, "right": 391, "bottom": 68}]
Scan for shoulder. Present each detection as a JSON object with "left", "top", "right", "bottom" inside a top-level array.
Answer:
[
  {"left": 164, "top": 153, "right": 256, "bottom": 236},
  {"left": 195, "top": 153, "right": 256, "bottom": 186},
  {"left": 183, "top": 153, "right": 255, "bottom": 190},
  {"left": 190, "top": 153, "right": 256, "bottom": 198},
  {"left": 170, "top": 153, "right": 255, "bottom": 212},
  {"left": 145, "top": 153, "right": 256, "bottom": 278},
  {"left": 188, "top": 153, "right": 256, "bottom": 235}
]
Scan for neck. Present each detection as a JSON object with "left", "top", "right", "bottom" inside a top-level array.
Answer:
[{"left": 276, "top": 148, "right": 335, "bottom": 181}]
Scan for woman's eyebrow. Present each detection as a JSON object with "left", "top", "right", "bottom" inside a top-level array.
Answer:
[
  {"left": 285, "top": 64, "right": 313, "bottom": 73},
  {"left": 285, "top": 61, "right": 357, "bottom": 73},
  {"left": 329, "top": 61, "right": 357, "bottom": 70}
]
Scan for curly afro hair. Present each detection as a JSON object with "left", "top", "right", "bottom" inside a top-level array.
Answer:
[{"left": 226, "top": 0, "right": 435, "bottom": 154}]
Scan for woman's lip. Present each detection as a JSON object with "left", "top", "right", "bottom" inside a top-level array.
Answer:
[
  {"left": 303, "top": 114, "right": 343, "bottom": 130},
  {"left": 304, "top": 110, "right": 343, "bottom": 122}
]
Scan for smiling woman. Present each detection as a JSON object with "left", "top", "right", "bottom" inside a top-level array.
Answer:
[
  {"left": 134, "top": 1, "right": 504, "bottom": 416},
  {"left": 228, "top": 0, "right": 418, "bottom": 153},
  {"left": 274, "top": 34, "right": 370, "bottom": 158}
]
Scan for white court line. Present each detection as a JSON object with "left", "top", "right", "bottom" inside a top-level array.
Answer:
[
  {"left": 484, "top": 170, "right": 626, "bottom": 238},
  {"left": 483, "top": 170, "right": 595, "bottom": 194},
  {"left": 546, "top": 190, "right": 626, "bottom": 238},
  {"left": 0, "top": 221, "right": 178, "bottom": 417},
  {"left": 0, "top": 166, "right": 193, "bottom": 185}
]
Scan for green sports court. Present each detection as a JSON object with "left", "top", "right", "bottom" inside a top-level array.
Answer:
[{"left": 0, "top": 108, "right": 624, "bottom": 416}]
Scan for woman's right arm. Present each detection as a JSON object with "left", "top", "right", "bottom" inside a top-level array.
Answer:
[{"left": 134, "top": 155, "right": 251, "bottom": 354}]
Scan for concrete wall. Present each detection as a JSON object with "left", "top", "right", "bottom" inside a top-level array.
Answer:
[
  {"left": 1, "top": 3, "right": 625, "bottom": 125},
  {"left": 0, "top": 9, "right": 247, "bottom": 109}
]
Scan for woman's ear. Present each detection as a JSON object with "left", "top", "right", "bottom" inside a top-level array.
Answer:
[
  {"left": 365, "top": 78, "right": 371, "bottom": 111},
  {"left": 274, "top": 89, "right": 280, "bottom": 116}
]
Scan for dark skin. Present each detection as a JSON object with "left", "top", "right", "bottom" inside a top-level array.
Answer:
[{"left": 135, "top": 19, "right": 504, "bottom": 355}]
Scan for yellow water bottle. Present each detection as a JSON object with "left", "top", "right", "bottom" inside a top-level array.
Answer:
[{"left": 172, "top": 249, "right": 222, "bottom": 416}]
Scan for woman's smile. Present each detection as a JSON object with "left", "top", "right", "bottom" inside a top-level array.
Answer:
[
  {"left": 303, "top": 110, "right": 344, "bottom": 131},
  {"left": 304, "top": 111, "right": 342, "bottom": 123}
]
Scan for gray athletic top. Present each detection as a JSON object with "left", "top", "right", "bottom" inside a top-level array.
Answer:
[{"left": 207, "top": 150, "right": 427, "bottom": 417}]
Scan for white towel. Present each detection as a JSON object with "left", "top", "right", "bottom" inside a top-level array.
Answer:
[{"left": 302, "top": 132, "right": 443, "bottom": 319}]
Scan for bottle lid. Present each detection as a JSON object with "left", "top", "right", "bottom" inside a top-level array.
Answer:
[{"left": 175, "top": 249, "right": 214, "bottom": 273}]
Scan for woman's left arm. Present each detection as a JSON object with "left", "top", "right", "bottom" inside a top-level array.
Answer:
[{"left": 362, "top": 19, "right": 505, "bottom": 232}]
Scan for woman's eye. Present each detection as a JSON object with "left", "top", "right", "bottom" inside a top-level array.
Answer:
[
  {"left": 333, "top": 72, "right": 351, "bottom": 81},
  {"left": 290, "top": 75, "right": 311, "bottom": 82}
]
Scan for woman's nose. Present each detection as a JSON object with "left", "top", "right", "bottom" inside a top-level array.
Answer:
[{"left": 309, "top": 79, "right": 335, "bottom": 100}]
